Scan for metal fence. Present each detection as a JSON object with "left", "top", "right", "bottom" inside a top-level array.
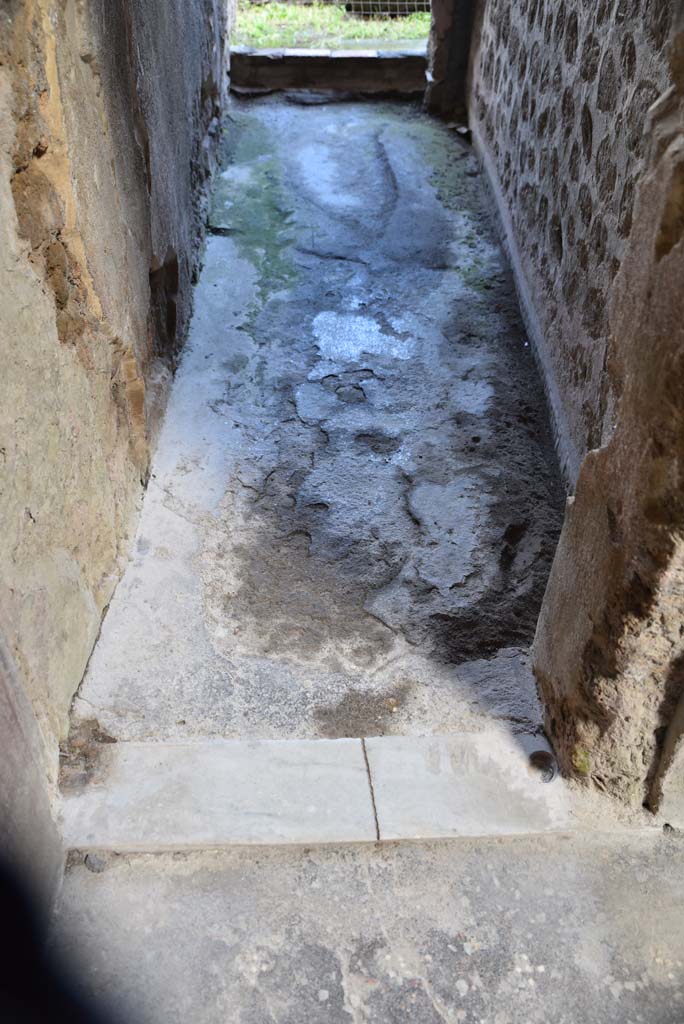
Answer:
[
  {"left": 244, "top": 0, "right": 430, "bottom": 16},
  {"left": 333, "top": 0, "right": 430, "bottom": 14}
]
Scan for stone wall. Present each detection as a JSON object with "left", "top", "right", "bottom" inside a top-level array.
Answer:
[
  {"left": 0, "top": 0, "right": 233, "bottom": 888},
  {"left": 462, "top": 0, "right": 684, "bottom": 811},
  {"left": 469, "top": 0, "right": 676, "bottom": 482},
  {"left": 533, "top": 27, "right": 684, "bottom": 814}
]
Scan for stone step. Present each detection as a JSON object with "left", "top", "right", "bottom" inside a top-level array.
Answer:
[
  {"left": 61, "top": 731, "right": 570, "bottom": 852},
  {"left": 229, "top": 47, "right": 428, "bottom": 97}
]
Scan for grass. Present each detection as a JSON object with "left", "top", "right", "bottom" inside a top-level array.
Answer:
[{"left": 233, "top": 1, "right": 430, "bottom": 49}]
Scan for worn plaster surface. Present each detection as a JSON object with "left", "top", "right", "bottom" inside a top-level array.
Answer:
[
  {"left": 71, "top": 97, "right": 563, "bottom": 746},
  {"left": 56, "top": 835, "right": 684, "bottom": 1024},
  {"left": 54, "top": 97, "right": 683, "bottom": 1023}
]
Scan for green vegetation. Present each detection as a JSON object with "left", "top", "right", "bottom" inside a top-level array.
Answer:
[
  {"left": 571, "top": 746, "right": 592, "bottom": 776},
  {"left": 234, "top": 1, "right": 430, "bottom": 50}
]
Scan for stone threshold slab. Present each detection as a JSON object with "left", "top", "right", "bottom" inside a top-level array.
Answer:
[
  {"left": 231, "top": 45, "right": 428, "bottom": 58},
  {"left": 62, "top": 738, "right": 377, "bottom": 851},
  {"left": 61, "top": 732, "right": 571, "bottom": 852},
  {"left": 230, "top": 49, "right": 427, "bottom": 95}
]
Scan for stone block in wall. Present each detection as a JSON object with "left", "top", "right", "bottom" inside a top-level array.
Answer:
[{"left": 424, "top": 0, "right": 477, "bottom": 119}]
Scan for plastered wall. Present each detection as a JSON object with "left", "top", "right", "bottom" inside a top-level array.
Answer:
[{"left": 0, "top": 0, "right": 233, "bottom": 891}]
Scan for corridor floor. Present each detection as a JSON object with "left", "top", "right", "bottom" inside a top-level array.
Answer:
[
  {"left": 68, "top": 97, "right": 563, "bottom": 746},
  {"left": 54, "top": 98, "right": 684, "bottom": 1024}
]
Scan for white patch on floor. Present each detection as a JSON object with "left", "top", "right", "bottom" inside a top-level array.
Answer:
[{"left": 313, "top": 311, "right": 416, "bottom": 361}]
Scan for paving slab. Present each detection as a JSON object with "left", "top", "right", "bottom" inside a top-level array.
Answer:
[
  {"left": 61, "top": 738, "right": 376, "bottom": 850},
  {"left": 54, "top": 834, "right": 684, "bottom": 1024},
  {"left": 61, "top": 732, "right": 587, "bottom": 851},
  {"left": 367, "top": 732, "right": 570, "bottom": 838}
]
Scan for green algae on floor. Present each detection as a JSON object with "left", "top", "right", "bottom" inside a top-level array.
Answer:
[
  {"left": 379, "top": 110, "right": 506, "bottom": 295},
  {"left": 210, "top": 111, "right": 296, "bottom": 305}
]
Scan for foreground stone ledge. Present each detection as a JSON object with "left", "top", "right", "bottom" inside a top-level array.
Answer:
[{"left": 55, "top": 834, "right": 684, "bottom": 1024}]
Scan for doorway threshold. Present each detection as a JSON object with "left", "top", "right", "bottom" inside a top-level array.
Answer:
[{"left": 230, "top": 44, "right": 427, "bottom": 96}]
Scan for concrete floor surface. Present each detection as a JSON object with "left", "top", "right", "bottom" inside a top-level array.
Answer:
[
  {"left": 71, "top": 97, "right": 562, "bottom": 746},
  {"left": 56, "top": 834, "right": 684, "bottom": 1024}
]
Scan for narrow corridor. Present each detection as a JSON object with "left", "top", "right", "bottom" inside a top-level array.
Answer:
[{"left": 52, "top": 99, "right": 684, "bottom": 1024}]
